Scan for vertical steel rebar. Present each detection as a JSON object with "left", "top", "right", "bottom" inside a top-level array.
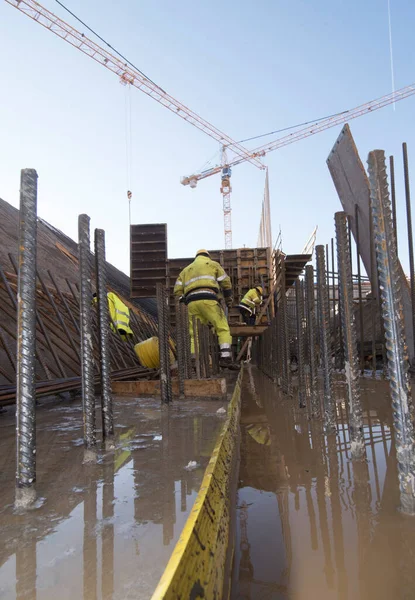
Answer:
[
  {"left": 295, "top": 279, "right": 306, "bottom": 408},
  {"left": 354, "top": 204, "right": 365, "bottom": 373},
  {"left": 335, "top": 212, "right": 365, "bottom": 460},
  {"left": 78, "top": 214, "right": 96, "bottom": 457},
  {"left": 368, "top": 149, "right": 415, "bottom": 515},
  {"left": 331, "top": 238, "right": 338, "bottom": 369},
  {"left": 181, "top": 303, "right": 192, "bottom": 379},
  {"left": 94, "top": 229, "right": 114, "bottom": 443},
  {"left": 156, "top": 283, "right": 172, "bottom": 403},
  {"left": 403, "top": 143, "right": 415, "bottom": 365},
  {"left": 368, "top": 197, "right": 378, "bottom": 376},
  {"left": 192, "top": 315, "right": 201, "bottom": 380},
  {"left": 281, "top": 257, "right": 292, "bottom": 395},
  {"left": 175, "top": 298, "right": 186, "bottom": 397},
  {"left": 389, "top": 155, "right": 398, "bottom": 253},
  {"left": 305, "top": 265, "right": 320, "bottom": 418},
  {"left": 316, "top": 245, "right": 335, "bottom": 433},
  {"left": 204, "top": 324, "right": 212, "bottom": 378},
  {"left": 15, "top": 169, "right": 38, "bottom": 508},
  {"left": 197, "top": 321, "right": 206, "bottom": 379}
]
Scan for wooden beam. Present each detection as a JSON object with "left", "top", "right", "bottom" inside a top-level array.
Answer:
[
  {"left": 230, "top": 325, "right": 267, "bottom": 337},
  {"left": 112, "top": 377, "right": 227, "bottom": 398}
]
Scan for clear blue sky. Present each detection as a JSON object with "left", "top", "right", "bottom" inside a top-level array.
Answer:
[{"left": 0, "top": 0, "right": 414, "bottom": 275}]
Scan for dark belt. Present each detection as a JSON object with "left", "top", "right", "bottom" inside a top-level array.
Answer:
[{"left": 185, "top": 287, "right": 218, "bottom": 304}]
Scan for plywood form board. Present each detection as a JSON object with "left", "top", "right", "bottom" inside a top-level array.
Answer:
[
  {"left": 168, "top": 249, "right": 272, "bottom": 326},
  {"left": 327, "top": 124, "right": 414, "bottom": 359},
  {"left": 130, "top": 223, "right": 168, "bottom": 298}
]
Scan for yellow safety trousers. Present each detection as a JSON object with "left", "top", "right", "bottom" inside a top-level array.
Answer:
[{"left": 188, "top": 299, "right": 232, "bottom": 353}]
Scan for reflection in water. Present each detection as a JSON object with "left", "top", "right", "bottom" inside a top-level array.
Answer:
[
  {"left": 0, "top": 396, "right": 226, "bottom": 599},
  {"left": 231, "top": 370, "right": 415, "bottom": 600}
]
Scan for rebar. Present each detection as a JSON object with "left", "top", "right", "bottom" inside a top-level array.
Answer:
[
  {"left": 335, "top": 212, "right": 365, "bottom": 460},
  {"left": 305, "top": 265, "right": 320, "bottom": 418},
  {"left": 15, "top": 169, "right": 38, "bottom": 508},
  {"left": 281, "top": 257, "right": 292, "bottom": 395},
  {"left": 192, "top": 315, "right": 201, "bottom": 380},
  {"left": 390, "top": 155, "right": 398, "bottom": 253},
  {"left": 37, "top": 269, "right": 80, "bottom": 362},
  {"left": 203, "top": 324, "right": 212, "bottom": 378},
  {"left": 331, "top": 238, "right": 339, "bottom": 369},
  {"left": 156, "top": 283, "right": 172, "bottom": 403},
  {"left": 175, "top": 298, "right": 186, "bottom": 397},
  {"left": 181, "top": 303, "right": 193, "bottom": 379},
  {"left": 94, "top": 228, "right": 114, "bottom": 442},
  {"left": 197, "top": 320, "right": 208, "bottom": 378},
  {"left": 316, "top": 245, "right": 335, "bottom": 433},
  {"left": 295, "top": 279, "right": 306, "bottom": 408},
  {"left": 403, "top": 143, "right": 415, "bottom": 365},
  {"left": 354, "top": 204, "right": 365, "bottom": 373},
  {"left": 78, "top": 214, "right": 96, "bottom": 455},
  {"left": 368, "top": 149, "right": 415, "bottom": 515},
  {"left": 368, "top": 197, "right": 378, "bottom": 376}
]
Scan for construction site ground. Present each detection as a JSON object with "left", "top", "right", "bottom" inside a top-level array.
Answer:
[
  {"left": 0, "top": 390, "right": 233, "bottom": 600},
  {"left": 230, "top": 368, "right": 415, "bottom": 600}
]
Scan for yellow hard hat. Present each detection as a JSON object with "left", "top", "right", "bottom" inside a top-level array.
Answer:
[
  {"left": 256, "top": 285, "right": 263, "bottom": 295},
  {"left": 196, "top": 249, "right": 210, "bottom": 258}
]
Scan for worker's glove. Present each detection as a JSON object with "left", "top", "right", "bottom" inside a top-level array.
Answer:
[
  {"left": 225, "top": 296, "right": 233, "bottom": 308},
  {"left": 179, "top": 295, "right": 185, "bottom": 304}
]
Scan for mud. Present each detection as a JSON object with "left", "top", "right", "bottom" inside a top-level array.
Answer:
[
  {"left": 231, "top": 366, "right": 415, "bottom": 600},
  {"left": 0, "top": 394, "right": 227, "bottom": 599}
]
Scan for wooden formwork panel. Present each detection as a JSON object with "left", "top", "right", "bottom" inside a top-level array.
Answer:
[
  {"left": 168, "top": 248, "right": 273, "bottom": 326},
  {"left": 130, "top": 224, "right": 167, "bottom": 298}
]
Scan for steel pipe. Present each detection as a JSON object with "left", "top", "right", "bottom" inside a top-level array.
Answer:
[
  {"left": 15, "top": 169, "right": 38, "bottom": 508},
  {"left": 368, "top": 149, "right": 415, "bottom": 515}
]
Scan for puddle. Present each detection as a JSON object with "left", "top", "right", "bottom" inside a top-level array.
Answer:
[
  {"left": 231, "top": 367, "right": 415, "bottom": 600},
  {"left": 0, "top": 396, "right": 226, "bottom": 599}
]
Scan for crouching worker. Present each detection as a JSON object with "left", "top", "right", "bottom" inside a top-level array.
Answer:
[
  {"left": 238, "top": 286, "right": 263, "bottom": 325},
  {"left": 174, "top": 249, "right": 238, "bottom": 369},
  {"left": 93, "top": 291, "right": 133, "bottom": 341}
]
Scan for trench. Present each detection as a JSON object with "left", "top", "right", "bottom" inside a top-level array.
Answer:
[{"left": 230, "top": 366, "right": 415, "bottom": 600}]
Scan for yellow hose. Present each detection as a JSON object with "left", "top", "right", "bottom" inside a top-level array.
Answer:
[{"left": 134, "top": 337, "right": 175, "bottom": 369}]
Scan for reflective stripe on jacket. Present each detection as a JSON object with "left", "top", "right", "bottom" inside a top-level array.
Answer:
[
  {"left": 174, "top": 255, "right": 232, "bottom": 300},
  {"left": 240, "top": 288, "right": 262, "bottom": 313},
  {"left": 107, "top": 292, "right": 133, "bottom": 334}
]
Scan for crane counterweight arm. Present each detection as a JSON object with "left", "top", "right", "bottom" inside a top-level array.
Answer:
[
  {"left": 182, "top": 82, "right": 415, "bottom": 185},
  {"left": 5, "top": 0, "right": 264, "bottom": 170}
]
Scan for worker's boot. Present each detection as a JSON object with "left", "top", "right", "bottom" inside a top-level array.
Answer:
[{"left": 219, "top": 356, "right": 240, "bottom": 371}]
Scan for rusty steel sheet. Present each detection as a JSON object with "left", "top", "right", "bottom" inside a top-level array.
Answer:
[{"left": 327, "top": 124, "right": 414, "bottom": 360}]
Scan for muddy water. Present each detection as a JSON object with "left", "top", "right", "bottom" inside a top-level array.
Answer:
[
  {"left": 0, "top": 394, "right": 227, "bottom": 599},
  {"left": 231, "top": 367, "right": 415, "bottom": 600}
]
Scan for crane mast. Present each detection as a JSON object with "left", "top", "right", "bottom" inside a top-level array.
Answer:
[{"left": 182, "top": 82, "right": 415, "bottom": 247}]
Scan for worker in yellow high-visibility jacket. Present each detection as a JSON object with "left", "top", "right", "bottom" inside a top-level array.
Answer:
[
  {"left": 238, "top": 286, "right": 263, "bottom": 325},
  {"left": 174, "top": 249, "right": 236, "bottom": 368},
  {"left": 93, "top": 291, "right": 133, "bottom": 340}
]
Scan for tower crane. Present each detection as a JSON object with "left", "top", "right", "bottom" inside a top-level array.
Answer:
[
  {"left": 182, "top": 82, "right": 415, "bottom": 248},
  {"left": 4, "top": 0, "right": 264, "bottom": 198}
]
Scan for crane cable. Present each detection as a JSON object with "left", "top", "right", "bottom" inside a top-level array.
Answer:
[{"left": 125, "top": 84, "right": 133, "bottom": 227}]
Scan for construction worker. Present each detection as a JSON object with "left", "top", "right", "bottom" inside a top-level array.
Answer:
[
  {"left": 238, "top": 286, "right": 263, "bottom": 325},
  {"left": 174, "top": 249, "right": 236, "bottom": 368},
  {"left": 92, "top": 291, "right": 134, "bottom": 341}
]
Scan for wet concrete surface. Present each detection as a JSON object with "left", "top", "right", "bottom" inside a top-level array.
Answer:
[
  {"left": 231, "top": 367, "right": 415, "bottom": 600},
  {"left": 0, "top": 393, "right": 228, "bottom": 599}
]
